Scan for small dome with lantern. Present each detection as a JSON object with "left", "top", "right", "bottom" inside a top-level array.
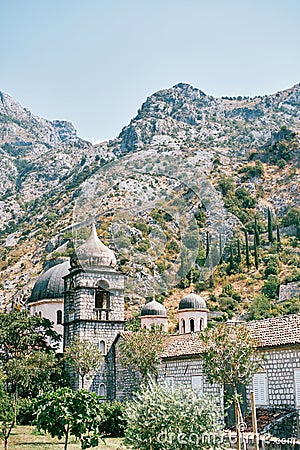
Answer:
[
  {"left": 179, "top": 292, "right": 207, "bottom": 311},
  {"left": 141, "top": 300, "right": 167, "bottom": 317}
]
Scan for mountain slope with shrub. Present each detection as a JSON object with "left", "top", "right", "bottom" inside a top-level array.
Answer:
[{"left": 0, "top": 83, "right": 299, "bottom": 317}]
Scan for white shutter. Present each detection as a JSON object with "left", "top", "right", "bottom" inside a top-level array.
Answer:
[
  {"left": 294, "top": 369, "right": 300, "bottom": 407},
  {"left": 191, "top": 375, "right": 203, "bottom": 394},
  {"left": 165, "top": 377, "right": 174, "bottom": 387},
  {"left": 253, "top": 373, "right": 268, "bottom": 405}
]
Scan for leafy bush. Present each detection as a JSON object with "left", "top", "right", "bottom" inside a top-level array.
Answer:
[
  {"left": 248, "top": 295, "right": 273, "bottom": 320},
  {"left": 239, "top": 161, "right": 264, "bottom": 181},
  {"left": 261, "top": 275, "right": 280, "bottom": 299},
  {"left": 125, "top": 381, "right": 224, "bottom": 450},
  {"left": 17, "top": 398, "right": 37, "bottom": 425},
  {"left": 98, "top": 401, "right": 127, "bottom": 437}
]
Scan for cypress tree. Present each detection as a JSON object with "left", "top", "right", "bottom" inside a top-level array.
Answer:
[
  {"left": 268, "top": 208, "right": 273, "bottom": 243},
  {"left": 237, "top": 238, "right": 242, "bottom": 264},
  {"left": 254, "top": 234, "right": 259, "bottom": 270},
  {"left": 229, "top": 244, "right": 234, "bottom": 273},
  {"left": 276, "top": 225, "right": 281, "bottom": 251},
  {"left": 219, "top": 233, "right": 223, "bottom": 264},
  {"left": 206, "top": 231, "right": 210, "bottom": 259},
  {"left": 244, "top": 230, "right": 250, "bottom": 269},
  {"left": 254, "top": 217, "right": 260, "bottom": 247}
]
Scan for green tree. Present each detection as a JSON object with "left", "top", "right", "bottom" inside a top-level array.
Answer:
[
  {"left": 254, "top": 217, "right": 260, "bottom": 247},
  {"left": 253, "top": 234, "right": 259, "bottom": 270},
  {"left": 200, "top": 324, "right": 261, "bottom": 449},
  {"left": 248, "top": 295, "right": 274, "bottom": 320},
  {"left": 282, "top": 207, "right": 300, "bottom": 238},
  {"left": 0, "top": 310, "right": 61, "bottom": 421},
  {"left": 125, "top": 380, "right": 224, "bottom": 450},
  {"left": 64, "top": 339, "right": 104, "bottom": 389},
  {"left": 261, "top": 275, "right": 280, "bottom": 299},
  {"left": 118, "top": 327, "right": 166, "bottom": 382},
  {"left": 0, "top": 374, "right": 14, "bottom": 450},
  {"left": 244, "top": 230, "right": 250, "bottom": 269},
  {"left": 267, "top": 208, "right": 273, "bottom": 243},
  {"left": 35, "top": 388, "right": 103, "bottom": 450}
]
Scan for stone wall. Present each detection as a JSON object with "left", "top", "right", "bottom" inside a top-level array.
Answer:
[
  {"left": 115, "top": 337, "right": 141, "bottom": 401},
  {"left": 246, "top": 346, "right": 300, "bottom": 409},
  {"left": 278, "top": 282, "right": 300, "bottom": 303},
  {"left": 63, "top": 264, "right": 125, "bottom": 397},
  {"left": 158, "top": 357, "right": 223, "bottom": 412}
]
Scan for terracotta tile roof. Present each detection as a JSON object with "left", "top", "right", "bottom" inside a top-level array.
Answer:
[
  {"left": 162, "top": 313, "right": 300, "bottom": 359},
  {"left": 162, "top": 332, "right": 204, "bottom": 358},
  {"left": 246, "top": 313, "right": 300, "bottom": 348}
]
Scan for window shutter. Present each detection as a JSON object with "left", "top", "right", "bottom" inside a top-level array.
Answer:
[
  {"left": 191, "top": 375, "right": 203, "bottom": 394},
  {"left": 253, "top": 373, "right": 268, "bottom": 405},
  {"left": 294, "top": 369, "right": 300, "bottom": 407},
  {"left": 165, "top": 377, "right": 174, "bottom": 387}
]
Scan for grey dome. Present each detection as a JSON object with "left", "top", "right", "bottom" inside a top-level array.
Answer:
[
  {"left": 141, "top": 300, "right": 167, "bottom": 317},
  {"left": 75, "top": 224, "right": 116, "bottom": 268},
  {"left": 29, "top": 260, "right": 70, "bottom": 303},
  {"left": 179, "top": 292, "right": 206, "bottom": 310}
]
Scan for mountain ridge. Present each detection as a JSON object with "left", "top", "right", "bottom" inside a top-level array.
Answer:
[{"left": 0, "top": 82, "right": 299, "bottom": 312}]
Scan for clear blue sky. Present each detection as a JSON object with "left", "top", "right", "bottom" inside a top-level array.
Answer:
[{"left": 1, "top": 0, "right": 299, "bottom": 143}]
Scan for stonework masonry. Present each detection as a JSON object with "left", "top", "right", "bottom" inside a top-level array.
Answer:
[
  {"left": 63, "top": 265, "right": 125, "bottom": 397},
  {"left": 247, "top": 346, "right": 300, "bottom": 408}
]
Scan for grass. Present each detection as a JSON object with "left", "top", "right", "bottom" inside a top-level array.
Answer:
[{"left": 4, "top": 426, "right": 126, "bottom": 450}]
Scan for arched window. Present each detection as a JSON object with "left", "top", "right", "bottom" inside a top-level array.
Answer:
[
  {"left": 98, "top": 383, "right": 106, "bottom": 398},
  {"left": 99, "top": 340, "right": 106, "bottom": 355},
  {"left": 190, "top": 318, "right": 195, "bottom": 333},
  {"left": 200, "top": 318, "right": 204, "bottom": 331},
  {"left": 181, "top": 319, "right": 186, "bottom": 334},
  {"left": 95, "top": 281, "right": 110, "bottom": 320},
  {"left": 57, "top": 310, "right": 63, "bottom": 325}
]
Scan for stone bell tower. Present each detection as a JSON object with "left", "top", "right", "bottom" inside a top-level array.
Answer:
[{"left": 63, "top": 224, "right": 124, "bottom": 398}]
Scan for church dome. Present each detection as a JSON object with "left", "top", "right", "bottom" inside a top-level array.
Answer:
[
  {"left": 75, "top": 224, "right": 116, "bottom": 268},
  {"left": 179, "top": 292, "right": 207, "bottom": 310},
  {"left": 29, "top": 260, "right": 71, "bottom": 303},
  {"left": 141, "top": 300, "right": 167, "bottom": 317}
]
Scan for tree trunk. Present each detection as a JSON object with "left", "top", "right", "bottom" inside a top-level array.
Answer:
[
  {"left": 64, "top": 424, "right": 70, "bottom": 450},
  {"left": 13, "top": 388, "right": 18, "bottom": 426},
  {"left": 81, "top": 376, "right": 84, "bottom": 389},
  {"left": 234, "top": 388, "right": 244, "bottom": 450},
  {"left": 4, "top": 436, "right": 8, "bottom": 450}
]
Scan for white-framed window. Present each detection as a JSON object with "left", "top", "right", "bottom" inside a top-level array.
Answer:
[
  {"left": 294, "top": 369, "right": 300, "bottom": 407},
  {"left": 165, "top": 377, "right": 174, "bottom": 388},
  {"left": 253, "top": 373, "right": 268, "bottom": 406},
  {"left": 99, "top": 340, "right": 106, "bottom": 355},
  {"left": 191, "top": 375, "right": 203, "bottom": 394},
  {"left": 98, "top": 383, "right": 106, "bottom": 398}
]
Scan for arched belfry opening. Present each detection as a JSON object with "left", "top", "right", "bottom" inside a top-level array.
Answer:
[{"left": 95, "top": 280, "right": 111, "bottom": 320}]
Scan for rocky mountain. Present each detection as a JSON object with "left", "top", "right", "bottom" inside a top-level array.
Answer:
[{"left": 0, "top": 83, "right": 299, "bottom": 310}]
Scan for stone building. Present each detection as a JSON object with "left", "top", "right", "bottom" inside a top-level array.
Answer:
[
  {"left": 63, "top": 224, "right": 125, "bottom": 396},
  {"left": 28, "top": 224, "right": 300, "bottom": 412}
]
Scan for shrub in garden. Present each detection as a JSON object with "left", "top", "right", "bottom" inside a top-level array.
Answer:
[
  {"left": 17, "top": 398, "right": 37, "bottom": 425},
  {"left": 124, "top": 380, "right": 225, "bottom": 450},
  {"left": 98, "top": 401, "right": 127, "bottom": 437}
]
